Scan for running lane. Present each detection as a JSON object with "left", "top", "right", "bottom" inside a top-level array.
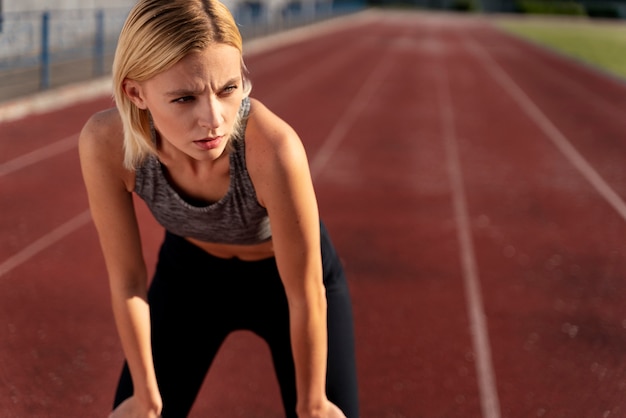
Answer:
[{"left": 446, "top": 18, "right": 626, "bottom": 418}]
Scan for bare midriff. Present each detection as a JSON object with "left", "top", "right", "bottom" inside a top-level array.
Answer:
[{"left": 186, "top": 237, "right": 274, "bottom": 261}]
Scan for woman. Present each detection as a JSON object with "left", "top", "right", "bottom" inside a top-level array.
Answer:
[{"left": 78, "top": 0, "right": 359, "bottom": 417}]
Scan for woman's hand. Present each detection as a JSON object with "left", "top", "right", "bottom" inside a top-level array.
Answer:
[
  {"left": 325, "top": 401, "right": 347, "bottom": 418},
  {"left": 299, "top": 400, "right": 347, "bottom": 418},
  {"left": 108, "top": 396, "right": 162, "bottom": 418}
]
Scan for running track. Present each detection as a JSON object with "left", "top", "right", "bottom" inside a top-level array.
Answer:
[{"left": 2, "top": 10, "right": 626, "bottom": 418}]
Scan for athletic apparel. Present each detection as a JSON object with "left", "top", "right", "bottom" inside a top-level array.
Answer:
[
  {"left": 113, "top": 224, "right": 360, "bottom": 418},
  {"left": 133, "top": 97, "right": 272, "bottom": 245},
  {"left": 120, "top": 96, "right": 360, "bottom": 416}
]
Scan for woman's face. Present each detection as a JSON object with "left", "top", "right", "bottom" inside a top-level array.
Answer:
[{"left": 126, "top": 43, "right": 245, "bottom": 162}]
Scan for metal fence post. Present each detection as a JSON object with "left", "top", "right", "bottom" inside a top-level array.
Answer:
[
  {"left": 40, "top": 11, "right": 50, "bottom": 90},
  {"left": 94, "top": 9, "right": 105, "bottom": 77}
]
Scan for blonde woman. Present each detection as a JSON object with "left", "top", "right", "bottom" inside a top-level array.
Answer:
[{"left": 78, "top": 0, "right": 359, "bottom": 417}]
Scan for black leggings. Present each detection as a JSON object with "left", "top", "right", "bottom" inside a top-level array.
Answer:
[{"left": 113, "top": 223, "right": 359, "bottom": 417}]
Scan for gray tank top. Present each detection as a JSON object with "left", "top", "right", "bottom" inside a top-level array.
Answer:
[{"left": 133, "top": 97, "right": 272, "bottom": 245}]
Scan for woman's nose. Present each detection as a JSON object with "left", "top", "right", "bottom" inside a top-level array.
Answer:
[{"left": 199, "top": 97, "right": 224, "bottom": 130}]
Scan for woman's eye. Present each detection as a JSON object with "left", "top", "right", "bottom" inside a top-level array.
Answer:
[
  {"left": 222, "top": 85, "right": 238, "bottom": 94},
  {"left": 173, "top": 96, "right": 194, "bottom": 103}
]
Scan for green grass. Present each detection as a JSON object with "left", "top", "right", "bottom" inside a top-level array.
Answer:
[{"left": 496, "top": 18, "right": 626, "bottom": 79}]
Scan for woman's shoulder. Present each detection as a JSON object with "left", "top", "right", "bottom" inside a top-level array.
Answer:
[
  {"left": 244, "top": 98, "right": 311, "bottom": 195},
  {"left": 80, "top": 107, "right": 124, "bottom": 149},
  {"left": 78, "top": 107, "right": 133, "bottom": 187},
  {"left": 243, "top": 98, "right": 317, "bottom": 217},
  {"left": 245, "top": 98, "right": 302, "bottom": 161},
  {"left": 79, "top": 107, "right": 127, "bottom": 166}
]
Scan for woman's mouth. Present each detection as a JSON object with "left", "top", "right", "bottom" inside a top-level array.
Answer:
[{"left": 193, "top": 135, "right": 224, "bottom": 150}]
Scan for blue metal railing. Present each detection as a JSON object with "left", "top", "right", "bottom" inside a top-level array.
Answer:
[
  {"left": 40, "top": 11, "right": 50, "bottom": 90},
  {"left": 0, "top": 2, "right": 365, "bottom": 99},
  {"left": 0, "top": 7, "right": 130, "bottom": 93},
  {"left": 95, "top": 10, "right": 106, "bottom": 77}
]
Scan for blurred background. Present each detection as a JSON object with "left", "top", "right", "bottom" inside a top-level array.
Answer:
[{"left": 1, "top": 0, "right": 625, "bottom": 108}]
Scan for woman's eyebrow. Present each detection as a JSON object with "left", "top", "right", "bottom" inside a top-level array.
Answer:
[
  {"left": 221, "top": 77, "right": 240, "bottom": 86},
  {"left": 164, "top": 77, "right": 240, "bottom": 97},
  {"left": 164, "top": 88, "right": 203, "bottom": 97}
]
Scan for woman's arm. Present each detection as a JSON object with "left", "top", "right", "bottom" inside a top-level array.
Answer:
[
  {"left": 78, "top": 110, "right": 162, "bottom": 417},
  {"left": 246, "top": 100, "right": 343, "bottom": 418}
]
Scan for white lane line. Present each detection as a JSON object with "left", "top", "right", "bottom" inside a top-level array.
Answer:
[
  {"left": 258, "top": 37, "right": 372, "bottom": 109},
  {"left": 309, "top": 55, "right": 393, "bottom": 180},
  {"left": 437, "top": 66, "right": 502, "bottom": 418},
  {"left": 497, "top": 30, "right": 626, "bottom": 127},
  {"left": 0, "top": 134, "right": 78, "bottom": 177},
  {"left": 0, "top": 76, "right": 112, "bottom": 124},
  {"left": 465, "top": 37, "right": 626, "bottom": 224},
  {"left": 0, "top": 210, "right": 92, "bottom": 279}
]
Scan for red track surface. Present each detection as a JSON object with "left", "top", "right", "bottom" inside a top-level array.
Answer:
[{"left": 2, "top": 10, "right": 626, "bottom": 417}]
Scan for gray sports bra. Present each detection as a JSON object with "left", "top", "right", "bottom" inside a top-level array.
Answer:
[{"left": 133, "top": 97, "right": 272, "bottom": 245}]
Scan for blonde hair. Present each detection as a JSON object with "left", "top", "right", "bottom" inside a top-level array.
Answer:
[{"left": 113, "top": 0, "right": 252, "bottom": 169}]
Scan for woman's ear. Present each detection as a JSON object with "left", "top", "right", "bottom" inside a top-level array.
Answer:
[{"left": 122, "top": 78, "right": 148, "bottom": 110}]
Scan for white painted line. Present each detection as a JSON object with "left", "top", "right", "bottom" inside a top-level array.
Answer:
[
  {"left": 437, "top": 65, "right": 502, "bottom": 418},
  {"left": 0, "top": 77, "right": 112, "bottom": 124},
  {"left": 258, "top": 36, "right": 372, "bottom": 109},
  {"left": 0, "top": 134, "right": 78, "bottom": 176},
  {"left": 496, "top": 27, "right": 626, "bottom": 125},
  {"left": 0, "top": 210, "right": 92, "bottom": 279},
  {"left": 513, "top": 47, "right": 626, "bottom": 129},
  {"left": 465, "top": 38, "right": 626, "bottom": 224},
  {"left": 310, "top": 55, "right": 392, "bottom": 180}
]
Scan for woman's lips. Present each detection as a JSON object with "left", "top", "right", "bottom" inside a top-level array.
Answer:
[{"left": 193, "top": 135, "right": 223, "bottom": 150}]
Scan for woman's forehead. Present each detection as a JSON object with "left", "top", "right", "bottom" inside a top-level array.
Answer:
[
  {"left": 152, "top": 44, "right": 242, "bottom": 86},
  {"left": 179, "top": 44, "right": 241, "bottom": 72}
]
